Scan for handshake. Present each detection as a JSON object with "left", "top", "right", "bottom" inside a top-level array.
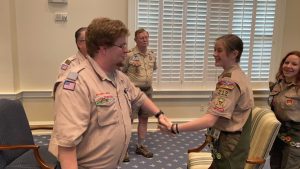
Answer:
[{"left": 156, "top": 111, "right": 180, "bottom": 135}]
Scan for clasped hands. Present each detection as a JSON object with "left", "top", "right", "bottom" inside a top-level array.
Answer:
[{"left": 157, "top": 115, "right": 179, "bottom": 135}]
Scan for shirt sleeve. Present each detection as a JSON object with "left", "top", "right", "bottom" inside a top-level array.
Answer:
[
  {"left": 207, "top": 77, "right": 241, "bottom": 119},
  {"left": 52, "top": 76, "right": 91, "bottom": 147}
]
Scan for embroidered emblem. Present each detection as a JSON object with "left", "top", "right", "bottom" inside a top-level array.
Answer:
[
  {"left": 63, "top": 80, "right": 76, "bottom": 91},
  {"left": 286, "top": 99, "right": 294, "bottom": 106},
  {"left": 217, "top": 88, "right": 229, "bottom": 97},
  {"left": 61, "top": 64, "right": 68, "bottom": 70},
  {"left": 95, "top": 93, "right": 115, "bottom": 106},
  {"left": 217, "top": 80, "right": 235, "bottom": 90},
  {"left": 213, "top": 97, "right": 226, "bottom": 112}
]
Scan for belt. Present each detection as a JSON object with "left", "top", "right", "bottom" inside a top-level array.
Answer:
[{"left": 222, "top": 131, "right": 242, "bottom": 135}]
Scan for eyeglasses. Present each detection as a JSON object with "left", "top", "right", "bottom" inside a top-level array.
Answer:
[{"left": 112, "top": 43, "right": 128, "bottom": 50}]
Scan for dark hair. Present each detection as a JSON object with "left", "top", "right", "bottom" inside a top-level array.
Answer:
[
  {"left": 275, "top": 51, "right": 300, "bottom": 87},
  {"left": 216, "top": 34, "right": 243, "bottom": 63},
  {"left": 134, "top": 28, "right": 148, "bottom": 40},
  {"left": 86, "top": 17, "right": 129, "bottom": 58},
  {"left": 75, "top": 27, "right": 87, "bottom": 42}
]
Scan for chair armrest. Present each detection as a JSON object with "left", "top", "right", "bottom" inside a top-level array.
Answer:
[
  {"left": 246, "top": 157, "right": 266, "bottom": 164},
  {"left": 30, "top": 125, "right": 53, "bottom": 130},
  {"left": 188, "top": 135, "right": 213, "bottom": 153},
  {"left": 0, "top": 145, "right": 55, "bottom": 169}
]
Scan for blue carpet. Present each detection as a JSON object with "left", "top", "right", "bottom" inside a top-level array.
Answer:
[
  {"left": 34, "top": 130, "right": 207, "bottom": 169},
  {"left": 34, "top": 130, "right": 271, "bottom": 169}
]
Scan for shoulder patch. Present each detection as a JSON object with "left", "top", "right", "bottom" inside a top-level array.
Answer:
[
  {"left": 60, "top": 64, "right": 68, "bottom": 70},
  {"left": 216, "top": 80, "right": 235, "bottom": 90},
  {"left": 67, "top": 72, "right": 79, "bottom": 81},
  {"left": 63, "top": 80, "right": 76, "bottom": 91}
]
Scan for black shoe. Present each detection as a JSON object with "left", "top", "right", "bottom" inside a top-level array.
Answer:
[{"left": 135, "top": 145, "right": 153, "bottom": 158}]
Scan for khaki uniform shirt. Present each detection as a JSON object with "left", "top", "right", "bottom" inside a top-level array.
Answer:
[
  {"left": 49, "top": 56, "right": 147, "bottom": 169},
  {"left": 57, "top": 51, "right": 87, "bottom": 79},
  {"left": 123, "top": 46, "right": 157, "bottom": 88},
  {"left": 270, "top": 79, "right": 300, "bottom": 122},
  {"left": 207, "top": 65, "right": 254, "bottom": 132}
]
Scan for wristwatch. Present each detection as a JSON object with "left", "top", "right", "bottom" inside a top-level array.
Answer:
[{"left": 155, "top": 110, "right": 164, "bottom": 118}]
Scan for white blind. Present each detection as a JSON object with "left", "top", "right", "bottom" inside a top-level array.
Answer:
[{"left": 136, "top": 0, "right": 277, "bottom": 87}]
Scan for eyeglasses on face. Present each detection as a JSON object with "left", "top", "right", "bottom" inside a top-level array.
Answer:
[{"left": 112, "top": 43, "right": 128, "bottom": 50}]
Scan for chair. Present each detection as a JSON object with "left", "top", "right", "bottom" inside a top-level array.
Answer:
[
  {"left": 0, "top": 99, "right": 57, "bottom": 169},
  {"left": 188, "top": 107, "right": 281, "bottom": 169}
]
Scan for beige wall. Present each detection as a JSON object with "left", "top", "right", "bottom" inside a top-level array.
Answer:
[{"left": 1, "top": 0, "right": 300, "bottom": 127}]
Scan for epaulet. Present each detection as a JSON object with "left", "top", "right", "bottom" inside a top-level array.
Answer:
[
  {"left": 222, "top": 73, "right": 232, "bottom": 78},
  {"left": 64, "top": 56, "right": 76, "bottom": 65},
  {"left": 60, "top": 56, "right": 76, "bottom": 70}
]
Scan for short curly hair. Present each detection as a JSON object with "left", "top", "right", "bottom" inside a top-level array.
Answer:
[{"left": 86, "top": 17, "right": 129, "bottom": 58}]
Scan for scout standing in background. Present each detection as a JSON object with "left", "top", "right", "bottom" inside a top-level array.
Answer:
[
  {"left": 57, "top": 27, "right": 87, "bottom": 79},
  {"left": 269, "top": 51, "right": 300, "bottom": 169},
  {"left": 122, "top": 28, "right": 157, "bottom": 161},
  {"left": 159, "top": 34, "right": 254, "bottom": 169}
]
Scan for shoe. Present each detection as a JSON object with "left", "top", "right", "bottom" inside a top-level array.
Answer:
[
  {"left": 135, "top": 145, "right": 153, "bottom": 158},
  {"left": 123, "top": 152, "right": 130, "bottom": 162}
]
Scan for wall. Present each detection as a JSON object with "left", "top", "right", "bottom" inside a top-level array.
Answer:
[{"left": 0, "top": 0, "right": 300, "bottom": 128}]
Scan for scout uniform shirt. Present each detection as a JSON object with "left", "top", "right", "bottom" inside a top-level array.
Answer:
[
  {"left": 49, "top": 56, "right": 147, "bottom": 169},
  {"left": 207, "top": 65, "right": 254, "bottom": 132},
  {"left": 123, "top": 46, "right": 157, "bottom": 88},
  {"left": 270, "top": 79, "right": 300, "bottom": 122},
  {"left": 57, "top": 51, "right": 87, "bottom": 79}
]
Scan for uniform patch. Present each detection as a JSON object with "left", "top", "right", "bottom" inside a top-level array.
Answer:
[
  {"left": 217, "top": 80, "right": 235, "bottom": 90},
  {"left": 95, "top": 93, "right": 115, "bottom": 106},
  {"left": 217, "top": 88, "right": 230, "bottom": 97},
  {"left": 286, "top": 99, "right": 294, "bottom": 106},
  {"left": 61, "top": 64, "right": 68, "bottom": 70},
  {"left": 213, "top": 97, "right": 226, "bottom": 112},
  {"left": 63, "top": 80, "right": 76, "bottom": 91}
]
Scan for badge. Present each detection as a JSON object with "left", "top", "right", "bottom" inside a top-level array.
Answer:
[
  {"left": 61, "top": 64, "right": 68, "bottom": 70},
  {"left": 95, "top": 93, "right": 115, "bottom": 106},
  {"left": 213, "top": 97, "right": 225, "bottom": 112},
  {"left": 217, "top": 88, "right": 229, "bottom": 97},
  {"left": 286, "top": 99, "right": 294, "bottom": 106},
  {"left": 63, "top": 80, "right": 76, "bottom": 91},
  {"left": 65, "top": 59, "right": 72, "bottom": 65},
  {"left": 217, "top": 80, "right": 235, "bottom": 90}
]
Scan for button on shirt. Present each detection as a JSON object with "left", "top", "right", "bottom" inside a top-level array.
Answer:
[
  {"left": 207, "top": 65, "right": 254, "bottom": 132},
  {"left": 49, "top": 56, "right": 147, "bottom": 169},
  {"left": 123, "top": 46, "right": 157, "bottom": 88}
]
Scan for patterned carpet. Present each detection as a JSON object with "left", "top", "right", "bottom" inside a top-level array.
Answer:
[
  {"left": 34, "top": 130, "right": 207, "bottom": 169},
  {"left": 33, "top": 130, "right": 270, "bottom": 169}
]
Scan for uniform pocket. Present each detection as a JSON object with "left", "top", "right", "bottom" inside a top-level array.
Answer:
[{"left": 96, "top": 101, "right": 118, "bottom": 127}]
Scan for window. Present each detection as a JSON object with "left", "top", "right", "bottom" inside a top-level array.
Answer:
[{"left": 130, "top": 0, "right": 277, "bottom": 90}]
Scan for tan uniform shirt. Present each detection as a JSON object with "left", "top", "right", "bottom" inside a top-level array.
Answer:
[
  {"left": 123, "top": 46, "right": 157, "bottom": 88},
  {"left": 49, "top": 56, "right": 147, "bottom": 169},
  {"left": 57, "top": 51, "right": 87, "bottom": 79},
  {"left": 207, "top": 65, "right": 254, "bottom": 132},
  {"left": 270, "top": 79, "right": 300, "bottom": 122}
]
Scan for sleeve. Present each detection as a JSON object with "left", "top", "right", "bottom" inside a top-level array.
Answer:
[
  {"left": 52, "top": 75, "right": 91, "bottom": 147},
  {"left": 207, "top": 78, "right": 241, "bottom": 119},
  {"left": 122, "top": 74, "right": 147, "bottom": 109}
]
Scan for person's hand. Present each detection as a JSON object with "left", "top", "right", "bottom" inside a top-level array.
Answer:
[{"left": 158, "top": 115, "right": 174, "bottom": 135}]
